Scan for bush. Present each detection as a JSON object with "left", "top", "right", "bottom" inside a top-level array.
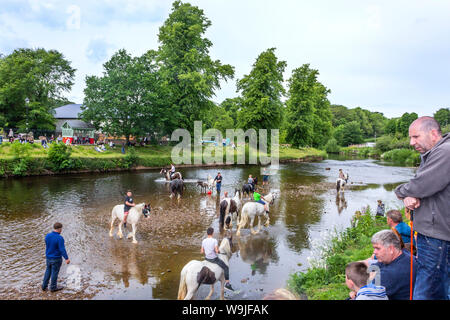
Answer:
[
  {"left": 47, "top": 143, "right": 72, "bottom": 171},
  {"left": 123, "top": 147, "right": 139, "bottom": 168},
  {"left": 382, "top": 148, "right": 420, "bottom": 165},
  {"left": 325, "top": 138, "right": 340, "bottom": 153},
  {"left": 10, "top": 141, "right": 32, "bottom": 159}
]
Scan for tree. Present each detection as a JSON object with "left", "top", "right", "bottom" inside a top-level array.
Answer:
[
  {"left": 334, "top": 121, "right": 363, "bottom": 146},
  {"left": 384, "top": 118, "right": 398, "bottom": 135},
  {"left": 236, "top": 48, "right": 286, "bottom": 133},
  {"left": 157, "top": 0, "right": 234, "bottom": 134},
  {"left": 81, "top": 49, "right": 163, "bottom": 143},
  {"left": 0, "top": 48, "right": 75, "bottom": 130},
  {"left": 285, "top": 64, "right": 331, "bottom": 147},
  {"left": 434, "top": 108, "right": 450, "bottom": 127},
  {"left": 397, "top": 112, "right": 418, "bottom": 136}
]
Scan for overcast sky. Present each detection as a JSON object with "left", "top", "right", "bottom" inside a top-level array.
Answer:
[{"left": 1, "top": 0, "right": 449, "bottom": 118}]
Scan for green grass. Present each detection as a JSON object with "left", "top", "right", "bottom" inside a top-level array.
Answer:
[{"left": 0, "top": 142, "right": 325, "bottom": 177}]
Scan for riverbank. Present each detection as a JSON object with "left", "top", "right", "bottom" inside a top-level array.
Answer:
[
  {"left": 287, "top": 207, "right": 404, "bottom": 300},
  {"left": 0, "top": 142, "right": 326, "bottom": 177}
]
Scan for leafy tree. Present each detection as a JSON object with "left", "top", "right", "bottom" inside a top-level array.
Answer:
[
  {"left": 433, "top": 107, "right": 450, "bottom": 127},
  {"left": 236, "top": 48, "right": 286, "bottom": 132},
  {"left": 285, "top": 64, "right": 331, "bottom": 147},
  {"left": 334, "top": 121, "right": 363, "bottom": 146},
  {"left": 397, "top": 112, "right": 418, "bottom": 136},
  {"left": 0, "top": 48, "right": 75, "bottom": 131},
  {"left": 384, "top": 118, "right": 398, "bottom": 135},
  {"left": 82, "top": 49, "right": 163, "bottom": 143},
  {"left": 220, "top": 97, "right": 242, "bottom": 126},
  {"left": 157, "top": 0, "right": 234, "bottom": 134}
]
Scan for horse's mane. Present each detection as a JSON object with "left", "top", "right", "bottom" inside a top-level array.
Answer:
[{"left": 218, "top": 237, "right": 231, "bottom": 255}]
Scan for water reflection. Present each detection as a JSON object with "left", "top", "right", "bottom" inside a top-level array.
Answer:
[
  {"left": 335, "top": 193, "right": 347, "bottom": 214},
  {"left": 237, "top": 233, "right": 278, "bottom": 275}
]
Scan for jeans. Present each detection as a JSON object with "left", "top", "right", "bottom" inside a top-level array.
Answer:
[
  {"left": 413, "top": 233, "right": 449, "bottom": 300},
  {"left": 42, "top": 258, "right": 63, "bottom": 290},
  {"left": 216, "top": 183, "right": 221, "bottom": 193},
  {"left": 206, "top": 257, "right": 229, "bottom": 280}
]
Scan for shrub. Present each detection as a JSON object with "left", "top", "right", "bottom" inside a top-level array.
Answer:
[
  {"left": 10, "top": 141, "right": 32, "bottom": 159},
  {"left": 382, "top": 148, "right": 419, "bottom": 165},
  {"left": 123, "top": 147, "right": 139, "bottom": 168},
  {"left": 325, "top": 138, "right": 340, "bottom": 154},
  {"left": 47, "top": 143, "right": 72, "bottom": 171}
]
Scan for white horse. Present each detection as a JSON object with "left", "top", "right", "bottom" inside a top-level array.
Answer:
[
  {"left": 223, "top": 189, "right": 242, "bottom": 231},
  {"left": 207, "top": 174, "right": 216, "bottom": 191},
  {"left": 109, "top": 203, "right": 150, "bottom": 244},
  {"left": 160, "top": 168, "right": 183, "bottom": 181},
  {"left": 336, "top": 172, "right": 349, "bottom": 194},
  {"left": 236, "top": 193, "right": 275, "bottom": 236},
  {"left": 177, "top": 237, "right": 232, "bottom": 300}
]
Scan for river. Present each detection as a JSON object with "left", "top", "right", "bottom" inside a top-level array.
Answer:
[{"left": 0, "top": 158, "right": 415, "bottom": 299}]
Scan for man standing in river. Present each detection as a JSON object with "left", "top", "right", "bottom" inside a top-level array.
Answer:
[
  {"left": 42, "top": 222, "right": 70, "bottom": 292},
  {"left": 394, "top": 116, "right": 450, "bottom": 300}
]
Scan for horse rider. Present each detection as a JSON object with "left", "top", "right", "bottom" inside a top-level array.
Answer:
[
  {"left": 170, "top": 163, "right": 176, "bottom": 179},
  {"left": 253, "top": 187, "right": 269, "bottom": 213},
  {"left": 248, "top": 174, "right": 255, "bottom": 191},
  {"left": 214, "top": 172, "right": 223, "bottom": 194},
  {"left": 339, "top": 169, "right": 346, "bottom": 180},
  {"left": 201, "top": 227, "right": 234, "bottom": 291},
  {"left": 123, "top": 190, "right": 135, "bottom": 228}
]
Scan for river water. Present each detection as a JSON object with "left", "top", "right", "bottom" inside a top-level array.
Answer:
[{"left": 0, "top": 158, "right": 415, "bottom": 299}]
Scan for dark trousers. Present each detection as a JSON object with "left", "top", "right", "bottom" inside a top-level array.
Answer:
[
  {"left": 206, "top": 257, "right": 229, "bottom": 280},
  {"left": 42, "top": 257, "right": 63, "bottom": 290}
]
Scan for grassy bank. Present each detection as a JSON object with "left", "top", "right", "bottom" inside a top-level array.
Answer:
[
  {"left": 339, "top": 146, "right": 381, "bottom": 158},
  {"left": 288, "top": 208, "right": 388, "bottom": 300},
  {"left": 381, "top": 148, "right": 420, "bottom": 166},
  {"left": 0, "top": 142, "right": 325, "bottom": 177}
]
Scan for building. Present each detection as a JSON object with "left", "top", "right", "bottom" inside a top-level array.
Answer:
[{"left": 54, "top": 104, "right": 96, "bottom": 144}]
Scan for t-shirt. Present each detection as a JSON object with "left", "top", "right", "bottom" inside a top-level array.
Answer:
[
  {"left": 202, "top": 237, "right": 218, "bottom": 259},
  {"left": 395, "top": 222, "right": 416, "bottom": 246},
  {"left": 254, "top": 192, "right": 261, "bottom": 201},
  {"left": 124, "top": 196, "right": 134, "bottom": 212},
  {"left": 214, "top": 175, "right": 222, "bottom": 184},
  {"left": 372, "top": 250, "right": 417, "bottom": 300}
]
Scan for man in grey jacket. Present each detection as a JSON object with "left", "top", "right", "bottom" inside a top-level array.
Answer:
[{"left": 394, "top": 116, "right": 450, "bottom": 300}]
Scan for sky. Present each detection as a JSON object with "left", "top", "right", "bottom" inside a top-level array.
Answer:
[{"left": 1, "top": 0, "right": 449, "bottom": 118}]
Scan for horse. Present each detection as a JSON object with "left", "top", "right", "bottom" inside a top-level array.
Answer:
[
  {"left": 242, "top": 177, "right": 258, "bottom": 198},
  {"left": 207, "top": 174, "right": 216, "bottom": 191},
  {"left": 177, "top": 236, "right": 233, "bottom": 300},
  {"left": 236, "top": 193, "right": 275, "bottom": 236},
  {"left": 336, "top": 172, "right": 349, "bottom": 194},
  {"left": 222, "top": 189, "right": 242, "bottom": 231},
  {"left": 197, "top": 180, "right": 209, "bottom": 193},
  {"left": 109, "top": 202, "right": 150, "bottom": 244},
  {"left": 160, "top": 168, "right": 183, "bottom": 181},
  {"left": 170, "top": 178, "right": 184, "bottom": 199}
]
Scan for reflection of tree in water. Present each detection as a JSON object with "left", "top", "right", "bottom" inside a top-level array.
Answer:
[
  {"left": 383, "top": 182, "right": 403, "bottom": 192},
  {"left": 335, "top": 193, "right": 347, "bottom": 214},
  {"left": 237, "top": 233, "right": 278, "bottom": 275}
]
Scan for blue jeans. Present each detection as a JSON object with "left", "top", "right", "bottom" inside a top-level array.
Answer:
[
  {"left": 216, "top": 183, "right": 221, "bottom": 193},
  {"left": 413, "top": 233, "right": 449, "bottom": 300},
  {"left": 42, "top": 258, "right": 63, "bottom": 290}
]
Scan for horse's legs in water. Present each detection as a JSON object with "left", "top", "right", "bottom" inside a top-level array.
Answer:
[
  {"left": 264, "top": 212, "right": 270, "bottom": 227},
  {"left": 131, "top": 223, "right": 138, "bottom": 244},
  {"left": 256, "top": 215, "right": 262, "bottom": 233},
  {"left": 109, "top": 215, "right": 116, "bottom": 237},
  {"left": 205, "top": 285, "right": 214, "bottom": 300},
  {"left": 117, "top": 221, "right": 124, "bottom": 239},
  {"left": 250, "top": 216, "right": 257, "bottom": 235}
]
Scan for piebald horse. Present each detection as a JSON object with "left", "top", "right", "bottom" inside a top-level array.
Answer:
[
  {"left": 109, "top": 203, "right": 150, "bottom": 244},
  {"left": 221, "top": 189, "right": 242, "bottom": 231},
  {"left": 177, "top": 236, "right": 233, "bottom": 300},
  {"left": 236, "top": 193, "right": 275, "bottom": 236},
  {"left": 207, "top": 174, "right": 216, "bottom": 191},
  {"left": 170, "top": 178, "right": 184, "bottom": 199},
  {"left": 160, "top": 168, "right": 183, "bottom": 181},
  {"left": 336, "top": 172, "right": 349, "bottom": 194}
]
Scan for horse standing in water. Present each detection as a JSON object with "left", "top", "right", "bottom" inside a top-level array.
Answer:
[
  {"left": 236, "top": 193, "right": 275, "bottom": 236},
  {"left": 109, "top": 203, "right": 150, "bottom": 244},
  {"left": 170, "top": 178, "right": 184, "bottom": 199},
  {"left": 221, "top": 189, "right": 242, "bottom": 231},
  {"left": 336, "top": 172, "right": 349, "bottom": 194},
  {"left": 160, "top": 168, "right": 183, "bottom": 181},
  {"left": 177, "top": 237, "right": 233, "bottom": 300},
  {"left": 242, "top": 177, "right": 258, "bottom": 198}
]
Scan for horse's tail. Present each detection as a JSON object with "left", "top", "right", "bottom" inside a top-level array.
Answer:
[
  {"left": 177, "top": 267, "right": 188, "bottom": 300},
  {"left": 219, "top": 200, "right": 227, "bottom": 226}
]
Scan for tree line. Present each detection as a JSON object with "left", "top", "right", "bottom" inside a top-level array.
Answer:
[{"left": 1, "top": 0, "right": 449, "bottom": 148}]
